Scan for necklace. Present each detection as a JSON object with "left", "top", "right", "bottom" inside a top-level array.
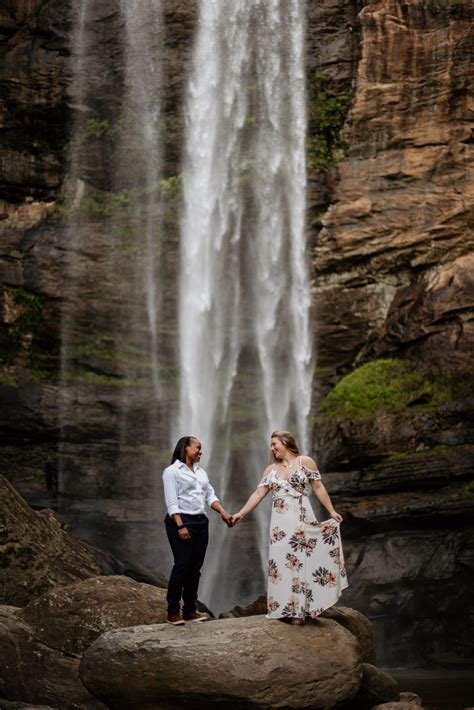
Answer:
[{"left": 281, "top": 459, "right": 295, "bottom": 468}]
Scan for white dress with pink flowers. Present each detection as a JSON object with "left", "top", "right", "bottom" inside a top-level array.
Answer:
[{"left": 258, "top": 459, "right": 348, "bottom": 620}]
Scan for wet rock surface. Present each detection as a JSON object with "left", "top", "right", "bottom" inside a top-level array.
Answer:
[{"left": 80, "top": 615, "right": 362, "bottom": 710}]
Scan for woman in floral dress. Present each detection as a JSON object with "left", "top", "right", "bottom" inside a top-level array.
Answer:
[{"left": 232, "top": 430, "right": 348, "bottom": 625}]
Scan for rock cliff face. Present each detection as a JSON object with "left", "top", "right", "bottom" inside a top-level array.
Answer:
[
  {"left": 314, "top": 0, "right": 473, "bottom": 379},
  {"left": 309, "top": 0, "right": 474, "bottom": 667},
  {"left": 0, "top": 0, "right": 473, "bottom": 668}
]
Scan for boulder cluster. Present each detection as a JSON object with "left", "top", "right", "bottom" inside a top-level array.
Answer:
[{"left": 0, "top": 476, "right": 425, "bottom": 710}]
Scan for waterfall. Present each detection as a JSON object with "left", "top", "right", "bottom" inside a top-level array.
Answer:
[
  {"left": 59, "top": 0, "right": 169, "bottom": 568},
  {"left": 178, "top": 0, "right": 312, "bottom": 611},
  {"left": 118, "top": 0, "right": 164, "bottom": 402}
]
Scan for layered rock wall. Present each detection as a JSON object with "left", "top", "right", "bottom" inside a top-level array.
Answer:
[{"left": 311, "top": 0, "right": 474, "bottom": 666}]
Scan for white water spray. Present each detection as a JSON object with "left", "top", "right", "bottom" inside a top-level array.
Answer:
[{"left": 178, "top": 0, "right": 313, "bottom": 610}]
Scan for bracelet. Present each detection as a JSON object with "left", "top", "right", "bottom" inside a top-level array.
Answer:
[{"left": 177, "top": 524, "right": 186, "bottom": 530}]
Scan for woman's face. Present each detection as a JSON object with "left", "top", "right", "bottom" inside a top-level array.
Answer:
[
  {"left": 271, "top": 436, "right": 287, "bottom": 460},
  {"left": 186, "top": 438, "right": 202, "bottom": 464}
]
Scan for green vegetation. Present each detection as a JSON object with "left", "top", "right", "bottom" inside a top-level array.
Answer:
[
  {"left": 158, "top": 116, "right": 182, "bottom": 140},
  {"left": 161, "top": 175, "right": 182, "bottom": 228},
  {"left": 320, "top": 358, "right": 456, "bottom": 421},
  {"left": 63, "top": 340, "right": 149, "bottom": 366},
  {"left": 70, "top": 175, "right": 182, "bottom": 228},
  {"left": 30, "top": 368, "right": 50, "bottom": 381},
  {"left": 0, "top": 369, "right": 18, "bottom": 387},
  {"left": 70, "top": 370, "right": 153, "bottom": 387},
  {"left": 84, "top": 117, "right": 110, "bottom": 139},
  {"left": 0, "top": 288, "right": 46, "bottom": 370},
  {"left": 306, "top": 73, "right": 352, "bottom": 173},
  {"left": 12, "top": 288, "right": 45, "bottom": 335},
  {"left": 386, "top": 444, "right": 466, "bottom": 462},
  {"left": 445, "top": 479, "right": 474, "bottom": 496}
]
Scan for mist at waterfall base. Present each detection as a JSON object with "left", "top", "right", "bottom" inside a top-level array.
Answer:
[{"left": 59, "top": 0, "right": 313, "bottom": 615}]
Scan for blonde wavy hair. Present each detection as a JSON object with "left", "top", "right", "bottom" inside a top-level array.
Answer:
[{"left": 270, "top": 430, "right": 300, "bottom": 462}]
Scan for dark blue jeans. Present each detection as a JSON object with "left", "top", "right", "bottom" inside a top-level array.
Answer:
[{"left": 165, "top": 513, "right": 209, "bottom": 615}]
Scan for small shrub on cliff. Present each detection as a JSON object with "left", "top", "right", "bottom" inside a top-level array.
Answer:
[{"left": 306, "top": 73, "right": 352, "bottom": 173}]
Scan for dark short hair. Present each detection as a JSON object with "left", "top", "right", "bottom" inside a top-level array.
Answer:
[{"left": 170, "top": 436, "right": 197, "bottom": 465}]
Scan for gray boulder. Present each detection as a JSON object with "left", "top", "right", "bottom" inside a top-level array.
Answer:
[
  {"left": 80, "top": 615, "right": 362, "bottom": 709},
  {"left": 0, "top": 577, "right": 167, "bottom": 709},
  {"left": 352, "top": 663, "right": 399, "bottom": 708},
  {"left": 22, "top": 576, "right": 168, "bottom": 656}
]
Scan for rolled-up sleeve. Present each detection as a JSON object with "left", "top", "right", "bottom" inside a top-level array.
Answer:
[
  {"left": 162, "top": 467, "right": 180, "bottom": 516},
  {"left": 205, "top": 478, "right": 219, "bottom": 508}
]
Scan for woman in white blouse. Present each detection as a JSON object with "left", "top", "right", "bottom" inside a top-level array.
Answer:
[{"left": 162, "top": 436, "right": 232, "bottom": 625}]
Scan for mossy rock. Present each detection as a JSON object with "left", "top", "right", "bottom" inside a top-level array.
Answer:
[{"left": 319, "top": 358, "right": 468, "bottom": 421}]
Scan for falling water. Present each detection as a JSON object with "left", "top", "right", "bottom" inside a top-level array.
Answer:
[
  {"left": 59, "top": 0, "right": 169, "bottom": 568},
  {"left": 179, "top": 0, "right": 313, "bottom": 611},
  {"left": 118, "top": 0, "right": 164, "bottom": 402}
]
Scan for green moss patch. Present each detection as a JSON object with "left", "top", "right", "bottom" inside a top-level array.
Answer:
[{"left": 320, "top": 358, "right": 457, "bottom": 421}]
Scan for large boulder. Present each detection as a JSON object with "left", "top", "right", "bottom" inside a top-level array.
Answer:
[
  {"left": 0, "top": 475, "right": 101, "bottom": 606},
  {"left": 222, "top": 595, "right": 376, "bottom": 667},
  {"left": 80, "top": 615, "right": 362, "bottom": 709},
  {"left": 0, "top": 605, "right": 105, "bottom": 710},
  {"left": 22, "top": 576, "right": 168, "bottom": 656},
  {"left": 0, "top": 577, "right": 167, "bottom": 709}
]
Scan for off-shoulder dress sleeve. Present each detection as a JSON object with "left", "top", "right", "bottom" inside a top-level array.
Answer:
[
  {"left": 301, "top": 461, "right": 321, "bottom": 481},
  {"left": 257, "top": 471, "right": 272, "bottom": 488}
]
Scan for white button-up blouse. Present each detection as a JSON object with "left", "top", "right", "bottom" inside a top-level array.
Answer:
[{"left": 162, "top": 459, "right": 219, "bottom": 517}]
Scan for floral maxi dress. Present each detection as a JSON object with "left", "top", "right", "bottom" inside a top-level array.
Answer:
[{"left": 259, "top": 459, "right": 348, "bottom": 620}]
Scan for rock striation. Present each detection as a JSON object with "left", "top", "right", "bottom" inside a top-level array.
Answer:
[{"left": 313, "top": 1, "right": 474, "bottom": 381}]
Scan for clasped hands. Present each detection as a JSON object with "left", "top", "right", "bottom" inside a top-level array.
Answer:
[{"left": 221, "top": 512, "right": 242, "bottom": 528}]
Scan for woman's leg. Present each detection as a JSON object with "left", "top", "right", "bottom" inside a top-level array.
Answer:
[
  {"left": 182, "top": 517, "right": 209, "bottom": 615},
  {"left": 165, "top": 517, "right": 193, "bottom": 615}
]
